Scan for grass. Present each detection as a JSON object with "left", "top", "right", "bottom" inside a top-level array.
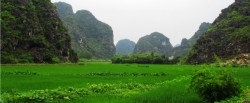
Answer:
[
  {"left": 131, "top": 77, "right": 203, "bottom": 103},
  {"left": 1, "top": 63, "right": 250, "bottom": 103},
  {"left": 1, "top": 64, "right": 194, "bottom": 92}
]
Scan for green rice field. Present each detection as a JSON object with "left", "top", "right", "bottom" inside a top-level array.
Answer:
[{"left": 1, "top": 63, "right": 250, "bottom": 103}]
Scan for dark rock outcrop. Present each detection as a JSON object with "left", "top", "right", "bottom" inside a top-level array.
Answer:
[
  {"left": 116, "top": 39, "right": 136, "bottom": 55},
  {"left": 185, "top": 0, "right": 250, "bottom": 64},
  {"left": 134, "top": 32, "right": 173, "bottom": 56},
  {"left": 1, "top": 0, "right": 78, "bottom": 64},
  {"left": 54, "top": 2, "right": 115, "bottom": 59}
]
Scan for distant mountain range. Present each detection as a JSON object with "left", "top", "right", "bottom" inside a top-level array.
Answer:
[{"left": 116, "top": 22, "right": 211, "bottom": 58}]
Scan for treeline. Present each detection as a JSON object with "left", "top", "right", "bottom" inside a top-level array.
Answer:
[{"left": 111, "top": 53, "right": 179, "bottom": 64}]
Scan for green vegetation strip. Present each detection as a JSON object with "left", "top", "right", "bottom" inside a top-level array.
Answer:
[
  {"left": 84, "top": 72, "right": 167, "bottom": 76},
  {"left": 1, "top": 76, "right": 188, "bottom": 103},
  {"left": 2, "top": 71, "right": 38, "bottom": 76}
]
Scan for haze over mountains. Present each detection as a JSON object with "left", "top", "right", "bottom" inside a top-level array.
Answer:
[
  {"left": 51, "top": 0, "right": 235, "bottom": 46},
  {"left": 114, "top": 0, "right": 250, "bottom": 64},
  {"left": 115, "top": 22, "right": 211, "bottom": 58}
]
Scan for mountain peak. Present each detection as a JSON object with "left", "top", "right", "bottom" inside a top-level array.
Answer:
[
  {"left": 116, "top": 39, "right": 136, "bottom": 55},
  {"left": 55, "top": 3, "right": 115, "bottom": 59},
  {"left": 75, "top": 10, "right": 97, "bottom": 21},
  {"left": 54, "top": 2, "right": 74, "bottom": 18},
  {"left": 134, "top": 32, "right": 173, "bottom": 56}
]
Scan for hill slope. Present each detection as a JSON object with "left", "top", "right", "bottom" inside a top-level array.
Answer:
[
  {"left": 116, "top": 39, "right": 136, "bottom": 55},
  {"left": 134, "top": 32, "right": 173, "bottom": 56},
  {"left": 54, "top": 2, "right": 115, "bottom": 59},
  {"left": 173, "top": 38, "right": 191, "bottom": 57},
  {"left": 1, "top": 0, "right": 78, "bottom": 63},
  {"left": 188, "top": 22, "right": 212, "bottom": 45},
  {"left": 173, "top": 22, "right": 211, "bottom": 57},
  {"left": 185, "top": 0, "right": 250, "bottom": 64}
]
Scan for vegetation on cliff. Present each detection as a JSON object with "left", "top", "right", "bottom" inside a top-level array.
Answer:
[
  {"left": 173, "top": 22, "right": 211, "bottom": 57},
  {"left": 54, "top": 2, "right": 115, "bottom": 59},
  {"left": 185, "top": 0, "right": 250, "bottom": 64},
  {"left": 1, "top": 0, "right": 78, "bottom": 64}
]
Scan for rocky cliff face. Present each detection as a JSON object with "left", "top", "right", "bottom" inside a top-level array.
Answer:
[
  {"left": 134, "top": 32, "right": 173, "bottom": 56},
  {"left": 116, "top": 39, "right": 136, "bottom": 55},
  {"left": 1, "top": 0, "right": 78, "bottom": 64},
  {"left": 173, "top": 22, "right": 211, "bottom": 57},
  {"left": 54, "top": 2, "right": 115, "bottom": 59},
  {"left": 185, "top": 0, "right": 250, "bottom": 64}
]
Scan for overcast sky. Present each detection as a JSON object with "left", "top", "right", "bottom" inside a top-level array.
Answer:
[{"left": 51, "top": 0, "right": 234, "bottom": 46}]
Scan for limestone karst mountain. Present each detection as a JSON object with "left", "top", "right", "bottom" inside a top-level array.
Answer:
[
  {"left": 185, "top": 0, "right": 250, "bottom": 64},
  {"left": 54, "top": 2, "right": 115, "bottom": 59},
  {"left": 116, "top": 39, "right": 136, "bottom": 55},
  {"left": 134, "top": 32, "right": 173, "bottom": 57},
  {"left": 173, "top": 22, "right": 211, "bottom": 57},
  {"left": 173, "top": 38, "right": 191, "bottom": 57},
  {"left": 1, "top": 0, "right": 78, "bottom": 63}
]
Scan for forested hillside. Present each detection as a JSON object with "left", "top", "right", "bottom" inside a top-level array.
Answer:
[
  {"left": 1, "top": 0, "right": 78, "bottom": 64},
  {"left": 185, "top": 0, "right": 250, "bottom": 64}
]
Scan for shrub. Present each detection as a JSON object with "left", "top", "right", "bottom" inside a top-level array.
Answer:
[
  {"left": 52, "top": 57, "right": 61, "bottom": 63},
  {"left": 111, "top": 53, "right": 179, "bottom": 64},
  {"left": 1, "top": 52, "right": 18, "bottom": 64},
  {"left": 1, "top": 56, "right": 18, "bottom": 64},
  {"left": 190, "top": 69, "right": 242, "bottom": 102},
  {"left": 78, "top": 62, "right": 85, "bottom": 65}
]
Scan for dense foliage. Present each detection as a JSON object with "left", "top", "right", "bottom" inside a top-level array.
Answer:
[
  {"left": 190, "top": 69, "right": 242, "bottom": 102},
  {"left": 2, "top": 83, "right": 152, "bottom": 103},
  {"left": 185, "top": 0, "right": 250, "bottom": 64},
  {"left": 1, "top": 0, "right": 78, "bottom": 64},
  {"left": 111, "top": 53, "right": 179, "bottom": 64},
  {"left": 134, "top": 32, "right": 173, "bottom": 57},
  {"left": 54, "top": 2, "right": 115, "bottom": 59},
  {"left": 116, "top": 39, "right": 136, "bottom": 55}
]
